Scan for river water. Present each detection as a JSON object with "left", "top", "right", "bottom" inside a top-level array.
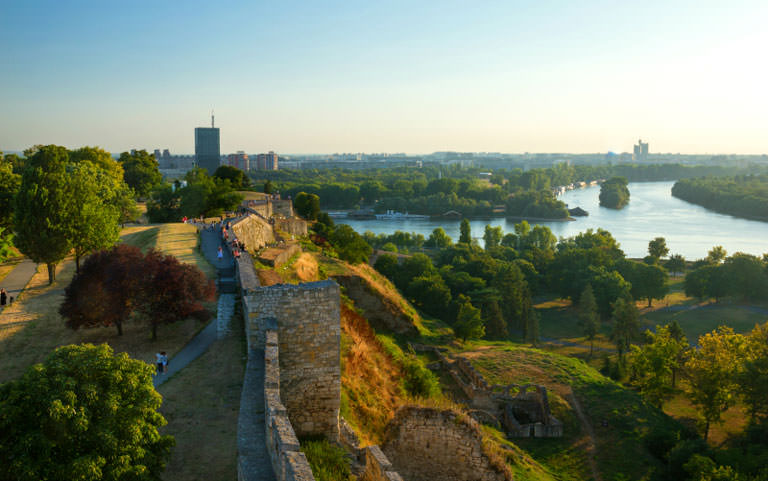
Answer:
[{"left": 336, "top": 181, "right": 768, "bottom": 259}]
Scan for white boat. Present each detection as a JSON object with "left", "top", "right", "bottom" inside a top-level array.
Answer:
[{"left": 375, "top": 210, "right": 430, "bottom": 220}]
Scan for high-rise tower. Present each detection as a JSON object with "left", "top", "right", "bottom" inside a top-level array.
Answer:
[{"left": 195, "top": 113, "right": 220, "bottom": 174}]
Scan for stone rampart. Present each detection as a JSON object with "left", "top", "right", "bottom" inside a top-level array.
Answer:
[
  {"left": 361, "top": 446, "right": 405, "bottom": 481},
  {"left": 264, "top": 330, "right": 315, "bottom": 481},
  {"left": 231, "top": 214, "right": 276, "bottom": 252},
  {"left": 244, "top": 280, "right": 341, "bottom": 440},
  {"left": 275, "top": 218, "right": 308, "bottom": 237},
  {"left": 259, "top": 244, "right": 301, "bottom": 268},
  {"left": 382, "top": 406, "right": 513, "bottom": 481}
]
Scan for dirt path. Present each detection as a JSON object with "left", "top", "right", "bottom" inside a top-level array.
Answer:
[{"left": 566, "top": 391, "right": 602, "bottom": 481}]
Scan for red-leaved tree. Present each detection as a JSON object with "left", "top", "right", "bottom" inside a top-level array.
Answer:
[
  {"left": 61, "top": 245, "right": 215, "bottom": 338},
  {"left": 138, "top": 249, "right": 215, "bottom": 340}
]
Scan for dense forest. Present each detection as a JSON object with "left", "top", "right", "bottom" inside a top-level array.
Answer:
[
  {"left": 672, "top": 175, "right": 768, "bottom": 221},
  {"left": 253, "top": 162, "right": 765, "bottom": 217}
]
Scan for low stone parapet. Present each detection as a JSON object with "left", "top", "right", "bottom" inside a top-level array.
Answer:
[{"left": 264, "top": 329, "right": 316, "bottom": 481}]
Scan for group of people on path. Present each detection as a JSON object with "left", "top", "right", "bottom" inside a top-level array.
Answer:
[
  {"left": 155, "top": 351, "right": 169, "bottom": 375},
  {"left": 217, "top": 222, "right": 246, "bottom": 262}
]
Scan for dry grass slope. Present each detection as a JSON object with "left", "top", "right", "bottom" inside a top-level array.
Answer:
[{"left": 0, "top": 224, "right": 215, "bottom": 383}]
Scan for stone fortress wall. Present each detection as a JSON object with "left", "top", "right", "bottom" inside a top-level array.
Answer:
[
  {"left": 382, "top": 407, "right": 513, "bottom": 481},
  {"left": 245, "top": 280, "right": 341, "bottom": 439},
  {"left": 232, "top": 214, "right": 404, "bottom": 481}
]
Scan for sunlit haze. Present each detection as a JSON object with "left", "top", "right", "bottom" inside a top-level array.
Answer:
[{"left": 2, "top": 0, "right": 767, "bottom": 154}]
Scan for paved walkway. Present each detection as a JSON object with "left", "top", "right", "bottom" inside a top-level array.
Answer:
[
  {"left": 238, "top": 349, "right": 277, "bottom": 481},
  {"left": 0, "top": 258, "right": 37, "bottom": 313},
  {"left": 153, "top": 223, "right": 238, "bottom": 387}
]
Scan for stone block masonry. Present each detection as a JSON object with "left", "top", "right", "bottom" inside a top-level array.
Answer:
[
  {"left": 382, "top": 406, "right": 513, "bottom": 481},
  {"left": 231, "top": 214, "right": 276, "bottom": 252},
  {"left": 246, "top": 281, "right": 341, "bottom": 440}
]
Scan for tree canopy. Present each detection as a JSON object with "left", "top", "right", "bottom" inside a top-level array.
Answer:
[
  {"left": 599, "top": 176, "right": 630, "bottom": 209},
  {"left": 0, "top": 343, "right": 174, "bottom": 480},
  {"left": 119, "top": 150, "right": 161, "bottom": 198}
]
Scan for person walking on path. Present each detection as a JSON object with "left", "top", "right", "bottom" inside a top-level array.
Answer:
[
  {"left": 161, "top": 352, "right": 168, "bottom": 374},
  {"left": 217, "top": 246, "right": 224, "bottom": 262},
  {"left": 155, "top": 352, "right": 164, "bottom": 375},
  {"left": 0, "top": 288, "right": 6, "bottom": 307}
]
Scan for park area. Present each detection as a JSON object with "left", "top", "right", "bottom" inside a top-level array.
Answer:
[{"left": 0, "top": 222, "right": 243, "bottom": 481}]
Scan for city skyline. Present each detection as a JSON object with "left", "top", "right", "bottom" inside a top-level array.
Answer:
[{"left": 2, "top": 1, "right": 768, "bottom": 155}]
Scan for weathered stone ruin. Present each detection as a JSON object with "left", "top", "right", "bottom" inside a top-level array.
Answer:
[{"left": 414, "top": 344, "right": 563, "bottom": 439}]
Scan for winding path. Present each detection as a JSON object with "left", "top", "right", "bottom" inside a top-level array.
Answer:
[
  {"left": 0, "top": 258, "right": 37, "bottom": 314},
  {"left": 154, "top": 223, "right": 236, "bottom": 387}
]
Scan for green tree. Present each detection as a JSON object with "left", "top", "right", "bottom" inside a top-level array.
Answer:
[
  {"left": 408, "top": 274, "right": 452, "bottom": 319},
  {"left": 397, "top": 253, "right": 436, "bottom": 289},
  {"left": 454, "top": 296, "right": 485, "bottom": 342},
  {"left": 330, "top": 224, "right": 372, "bottom": 264},
  {"left": 629, "top": 325, "right": 687, "bottom": 407},
  {"left": 65, "top": 162, "right": 122, "bottom": 273},
  {"left": 459, "top": 218, "right": 471, "bottom": 244},
  {"left": 610, "top": 294, "right": 640, "bottom": 363},
  {"left": 213, "top": 165, "right": 250, "bottom": 189},
  {"left": 578, "top": 284, "right": 600, "bottom": 357},
  {"left": 13, "top": 145, "right": 73, "bottom": 284},
  {"left": 373, "top": 253, "right": 399, "bottom": 281},
  {"left": 738, "top": 323, "right": 768, "bottom": 420},
  {"left": 360, "top": 180, "right": 386, "bottom": 202},
  {"left": 483, "top": 224, "right": 503, "bottom": 249},
  {"left": 589, "top": 266, "right": 632, "bottom": 320},
  {"left": 295, "top": 192, "right": 321, "bottom": 220},
  {"left": 685, "top": 326, "right": 744, "bottom": 440},
  {"left": 648, "top": 237, "right": 669, "bottom": 262},
  {"left": 425, "top": 227, "right": 452, "bottom": 248},
  {"left": 380, "top": 242, "right": 398, "bottom": 253},
  {"left": 707, "top": 245, "right": 727, "bottom": 264},
  {"left": 0, "top": 343, "right": 174, "bottom": 480},
  {"left": 621, "top": 260, "right": 669, "bottom": 307},
  {"left": 0, "top": 227, "right": 14, "bottom": 262},
  {"left": 722, "top": 253, "right": 768, "bottom": 302},
  {"left": 481, "top": 297, "right": 507, "bottom": 340},
  {"left": 0, "top": 159, "right": 20, "bottom": 230},
  {"left": 146, "top": 184, "right": 181, "bottom": 223},
  {"left": 526, "top": 309, "right": 540, "bottom": 346},
  {"left": 666, "top": 254, "right": 686, "bottom": 276},
  {"left": 119, "top": 150, "right": 161, "bottom": 198},
  {"left": 70, "top": 146, "right": 124, "bottom": 181},
  {"left": 599, "top": 176, "right": 630, "bottom": 209},
  {"left": 263, "top": 179, "right": 274, "bottom": 194}
]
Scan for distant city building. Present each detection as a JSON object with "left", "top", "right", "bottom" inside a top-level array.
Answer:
[
  {"left": 226, "top": 151, "right": 250, "bottom": 171},
  {"left": 633, "top": 139, "right": 649, "bottom": 161},
  {"left": 256, "top": 151, "right": 279, "bottom": 170},
  {"left": 153, "top": 149, "right": 162, "bottom": 160},
  {"left": 195, "top": 114, "right": 221, "bottom": 174}
]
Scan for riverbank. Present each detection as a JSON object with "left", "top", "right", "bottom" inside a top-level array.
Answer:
[{"left": 336, "top": 181, "right": 768, "bottom": 258}]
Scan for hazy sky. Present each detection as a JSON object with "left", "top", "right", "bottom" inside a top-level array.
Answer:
[{"left": 2, "top": 1, "right": 767, "bottom": 155}]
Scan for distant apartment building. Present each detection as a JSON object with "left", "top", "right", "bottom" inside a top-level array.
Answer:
[
  {"left": 226, "top": 151, "right": 250, "bottom": 171},
  {"left": 195, "top": 115, "right": 221, "bottom": 174},
  {"left": 633, "top": 139, "right": 649, "bottom": 161},
  {"left": 154, "top": 148, "right": 195, "bottom": 171},
  {"left": 256, "top": 151, "right": 279, "bottom": 170}
]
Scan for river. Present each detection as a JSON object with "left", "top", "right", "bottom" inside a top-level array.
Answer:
[{"left": 336, "top": 181, "right": 768, "bottom": 259}]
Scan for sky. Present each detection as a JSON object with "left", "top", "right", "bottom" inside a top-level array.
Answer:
[{"left": 1, "top": 0, "right": 767, "bottom": 155}]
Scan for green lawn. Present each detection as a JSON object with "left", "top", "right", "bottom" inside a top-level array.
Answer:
[{"left": 642, "top": 303, "right": 767, "bottom": 342}]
